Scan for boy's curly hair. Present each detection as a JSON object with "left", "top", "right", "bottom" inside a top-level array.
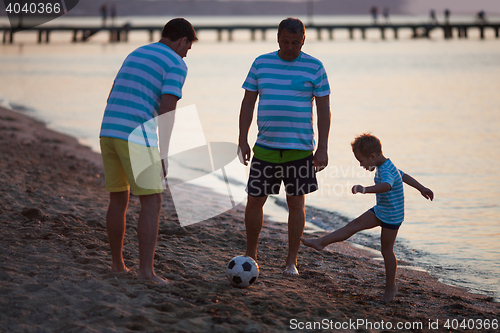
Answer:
[{"left": 351, "top": 133, "right": 382, "bottom": 157}]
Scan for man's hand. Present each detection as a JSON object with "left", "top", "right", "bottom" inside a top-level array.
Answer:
[
  {"left": 314, "top": 95, "right": 330, "bottom": 173},
  {"left": 238, "top": 142, "right": 251, "bottom": 166},
  {"left": 238, "top": 90, "right": 258, "bottom": 166},
  {"left": 313, "top": 148, "right": 328, "bottom": 173}
]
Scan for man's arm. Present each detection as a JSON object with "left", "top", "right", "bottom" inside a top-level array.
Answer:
[
  {"left": 238, "top": 90, "right": 258, "bottom": 166},
  {"left": 158, "top": 94, "right": 180, "bottom": 168},
  {"left": 159, "top": 94, "right": 179, "bottom": 115},
  {"left": 314, "top": 95, "right": 331, "bottom": 173},
  {"left": 402, "top": 173, "right": 434, "bottom": 200}
]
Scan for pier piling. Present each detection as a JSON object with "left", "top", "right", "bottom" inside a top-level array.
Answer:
[{"left": 2, "top": 22, "right": 499, "bottom": 44}]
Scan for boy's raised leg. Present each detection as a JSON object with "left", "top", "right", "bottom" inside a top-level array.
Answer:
[
  {"left": 381, "top": 227, "right": 399, "bottom": 302},
  {"left": 301, "top": 210, "right": 380, "bottom": 250}
]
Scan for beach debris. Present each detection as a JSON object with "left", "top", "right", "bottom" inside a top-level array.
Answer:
[{"left": 21, "top": 207, "right": 47, "bottom": 221}]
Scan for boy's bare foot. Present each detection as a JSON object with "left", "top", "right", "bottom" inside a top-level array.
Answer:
[
  {"left": 282, "top": 264, "right": 299, "bottom": 276},
  {"left": 138, "top": 272, "right": 172, "bottom": 285},
  {"left": 300, "top": 237, "right": 325, "bottom": 251},
  {"left": 383, "top": 285, "right": 398, "bottom": 302}
]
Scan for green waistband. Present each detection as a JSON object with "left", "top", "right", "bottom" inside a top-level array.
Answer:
[{"left": 253, "top": 145, "right": 312, "bottom": 163}]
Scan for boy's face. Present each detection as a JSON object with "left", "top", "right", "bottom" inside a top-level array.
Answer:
[{"left": 354, "top": 151, "right": 377, "bottom": 172}]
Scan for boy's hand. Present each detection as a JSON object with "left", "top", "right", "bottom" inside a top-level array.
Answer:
[
  {"left": 351, "top": 185, "right": 365, "bottom": 194},
  {"left": 420, "top": 187, "right": 434, "bottom": 201}
]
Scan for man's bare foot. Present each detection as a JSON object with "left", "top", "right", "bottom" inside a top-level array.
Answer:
[
  {"left": 245, "top": 252, "right": 257, "bottom": 261},
  {"left": 282, "top": 264, "right": 299, "bottom": 276},
  {"left": 138, "top": 272, "right": 172, "bottom": 285},
  {"left": 111, "top": 263, "right": 129, "bottom": 273},
  {"left": 300, "top": 237, "right": 325, "bottom": 251},
  {"left": 383, "top": 285, "right": 398, "bottom": 302}
]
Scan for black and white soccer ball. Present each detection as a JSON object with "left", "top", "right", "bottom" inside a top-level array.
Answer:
[{"left": 226, "top": 256, "right": 259, "bottom": 288}]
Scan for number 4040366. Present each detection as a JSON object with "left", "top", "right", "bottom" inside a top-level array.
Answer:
[{"left": 5, "top": 2, "right": 61, "bottom": 14}]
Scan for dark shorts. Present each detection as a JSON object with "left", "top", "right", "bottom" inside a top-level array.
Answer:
[
  {"left": 246, "top": 155, "right": 318, "bottom": 197},
  {"left": 368, "top": 208, "right": 401, "bottom": 230}
]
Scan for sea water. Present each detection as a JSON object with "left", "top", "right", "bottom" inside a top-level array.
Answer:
[{"left": 0, "top": 15, "right": 499, "bottom": 300}]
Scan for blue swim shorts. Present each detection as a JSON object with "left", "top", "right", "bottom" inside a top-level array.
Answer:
[{"left": 368, "top": 207, "right": 402, "bottom": 230}]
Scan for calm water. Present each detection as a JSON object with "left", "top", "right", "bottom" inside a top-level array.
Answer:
[{"left": 1, "top": 15, "right": 499, "bottom": 300}]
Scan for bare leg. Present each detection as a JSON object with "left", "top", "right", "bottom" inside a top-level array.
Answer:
[
  {"left": 244, "top": 195, "right": 268, "bottom": 260},
  {"left": 106, "top": 190, "right": 130, "bottom": 273},
  {"left": 381, "top": 227, "right": 399, "bottom": 302},
  {"left": 137, "top": 193, "right": 169, "bottom": 284},
  {"left": 283, "top": 195, "right": 305, "bottom": 276},
  {"left": 301, "top": 210, "right": 380, "bottom": 250}
]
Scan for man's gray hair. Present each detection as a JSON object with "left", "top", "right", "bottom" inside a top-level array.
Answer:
[{"left": 278, "top": 17, "right": 305, "bottom": 36}]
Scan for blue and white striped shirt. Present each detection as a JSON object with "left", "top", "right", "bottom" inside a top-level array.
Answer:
[
  {"left": 373, "top": 159, "right": 405, "bottom": 225},
  {"left": 100, "top": 42, "right": 187, "bottom": 147},
  {"left": 242, "top": 51, "right": 330, "bottom": 151}
]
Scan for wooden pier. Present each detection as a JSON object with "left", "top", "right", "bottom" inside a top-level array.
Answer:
[{"left": 2, "top": 22, "right": 500, "bottom": 44}]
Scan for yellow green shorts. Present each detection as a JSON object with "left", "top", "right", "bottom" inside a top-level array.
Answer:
[{"left": 100, "top": 136, "right": 164, "bottom": 196}]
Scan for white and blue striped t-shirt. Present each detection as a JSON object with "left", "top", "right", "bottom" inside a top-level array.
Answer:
[
  {"left": 100, "top": 42, "right": 187, "bottom": 147},
  {"left": 242, "top": 51, "right": 330, "bottom": 151},
  {"left": 373, "top": 159, "right": 405, "bottom": 225}
]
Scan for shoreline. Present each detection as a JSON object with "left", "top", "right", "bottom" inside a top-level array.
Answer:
[{"left": 0, "top": 105, "right": 498, "bottom": 332}]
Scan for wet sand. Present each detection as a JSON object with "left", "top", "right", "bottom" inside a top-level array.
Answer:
[{"left": 0, "top": 106, "right": 498, "bottom": 332}]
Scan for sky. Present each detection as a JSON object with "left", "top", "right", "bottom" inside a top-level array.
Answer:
[
  {"left": 404, "top": 0, "right": 500, "bottom": 15},
  {"left": 1, "top": 0, "right": 499, "bottom": 18}
]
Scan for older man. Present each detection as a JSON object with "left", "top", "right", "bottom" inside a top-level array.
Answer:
[{"left": 238, "top": 17, "right": 331, "bottom": 276}]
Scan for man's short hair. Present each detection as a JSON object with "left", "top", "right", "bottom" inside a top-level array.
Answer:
[
  {"left": 278, "top": 17, "right": 305, "bottom": 37},
  {"left": 162, "top": 18, "right": 198, "bottom": 42},
  {"left": 351, "top": 133, "right": 382, "bottom": 157}
]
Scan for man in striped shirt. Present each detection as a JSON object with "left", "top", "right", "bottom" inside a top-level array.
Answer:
[
  {"left": 238, "top": 17, "right": 331, "bottom": 276},
  {"left": 99, "top": 18, "right": 197, "bottom": 284}
]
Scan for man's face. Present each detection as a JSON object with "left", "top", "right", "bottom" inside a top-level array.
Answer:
[
  {"left": 178, "top": 37, "right": 193, "bottom": 58},
  {"left": 277, "top": 30, "right": 304, "bottom": 61}
]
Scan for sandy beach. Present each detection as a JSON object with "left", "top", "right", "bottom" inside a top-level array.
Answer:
[{"left": 0, "top": 105, "right": 498, "bottom": 332}]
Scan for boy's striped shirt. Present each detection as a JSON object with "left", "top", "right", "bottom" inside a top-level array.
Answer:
[
  {"left": 373, "top": 159, "right": 405, "bottom": 225},
  {"left": 242, "top": 51, "right": 330, "bottom": 151},
  {"left": 100, "top": 42, "right": 187, "bottom": 147}
]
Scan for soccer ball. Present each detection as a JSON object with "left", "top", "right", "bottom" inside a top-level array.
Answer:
[{"left": 226, "top": 256, "right": 259, "bottom": 288}]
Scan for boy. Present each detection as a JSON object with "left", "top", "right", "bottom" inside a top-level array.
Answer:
[{"left": 301, "top": 133, "right": 433, "bottom": 302}]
